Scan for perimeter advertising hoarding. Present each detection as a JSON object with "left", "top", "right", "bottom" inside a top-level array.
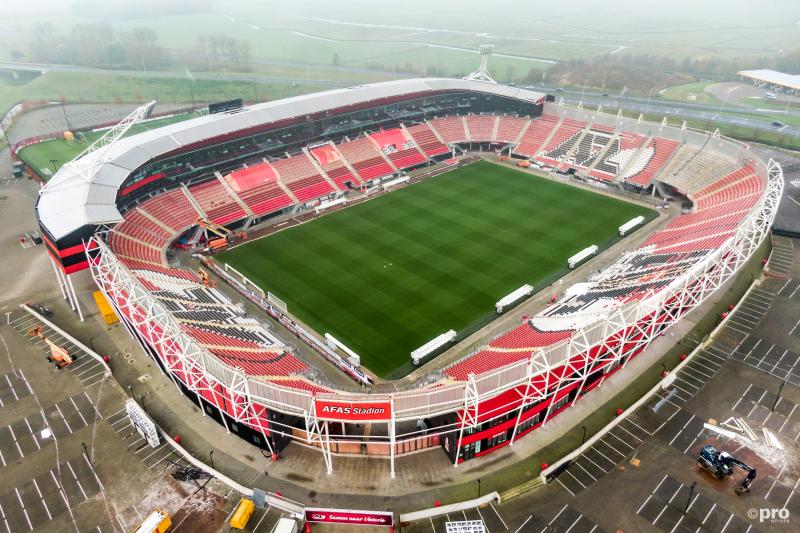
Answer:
[
  {"left": 304, "top": 507, "right": 393, "bottom": 527},
  {"left": 314, "top": 399, "right": 392, "bottom": 422}
]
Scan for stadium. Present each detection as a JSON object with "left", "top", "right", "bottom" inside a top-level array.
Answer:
[{"left": 34, "top": 75, "right": 783, "bottom": 481}]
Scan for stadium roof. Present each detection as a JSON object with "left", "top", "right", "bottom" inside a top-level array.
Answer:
[
  {"left": 737, "top": 69, "right": 800, "bottom": 91},
  {"left": 37, "top": 78, "right": 546, "bottom": 241}
]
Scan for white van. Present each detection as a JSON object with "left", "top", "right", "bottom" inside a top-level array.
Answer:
[{"left": 764, "top": 92, "right": 777, "bottom": 100}]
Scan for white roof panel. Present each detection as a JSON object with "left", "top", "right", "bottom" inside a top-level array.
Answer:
[
  {"left": 737, "top": 69, "right": 800, "bottom": 91},
  {"left": 37, "top": 78, "right": 545, "bottom": 240}
]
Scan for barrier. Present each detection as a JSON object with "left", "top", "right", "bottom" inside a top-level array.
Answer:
[{"left": 399, "top": 492, "right": 500, "bottom": 523}]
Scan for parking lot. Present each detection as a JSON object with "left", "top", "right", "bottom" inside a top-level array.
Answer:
[
  {"left": 553, "top": 342, "right": 730, "bottom": 497},
  {"left": 0, "top": 369, "right": 32, "bottom": 407},
  {"left": 0, "top": 391, "right": 99, "bottom": 466},
  {"left": 637, "top": 474, "right": 755, "bottom": 533},
  {"left": 0, "top": 454, "right": 104, "bottom": 532},
  {"left": 104, "top": 406, "right": 189, "bottom": 474},
  {"left": 8, "top": 311, "right": 109, "bottom": 391}
]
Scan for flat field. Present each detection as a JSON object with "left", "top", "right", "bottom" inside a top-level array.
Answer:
[{"left": 219, "top": 161, "right": 653, "bottom": 378}]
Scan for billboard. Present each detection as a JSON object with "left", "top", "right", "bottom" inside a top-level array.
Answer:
[
  {"left": 304, "top": 507, "right": 393, "bottom": 527},
  {"left": 208, "top": 98, "right": 243, "bottom": 115},
  {"left": 314, "top": 399, "right": 392, "bottom": 422}
]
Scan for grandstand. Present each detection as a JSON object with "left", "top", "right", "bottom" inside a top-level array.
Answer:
[{"left": 34, "top": 78, "right": 783, "bottom": 477}]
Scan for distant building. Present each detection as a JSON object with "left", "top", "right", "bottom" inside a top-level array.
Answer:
[{"left": 737, "top": 69, "right": 800, "bottom": 95}]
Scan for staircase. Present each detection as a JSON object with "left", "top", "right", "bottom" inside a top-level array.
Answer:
[
  {"left": 498, "top": 476, "right": 545, "bottom": 502},
  {"left": 586, "top": 133, "right": 619, "bottom": 174},
  {"left": 537, "top": 117, "right": 564, "bottom": 155},
  {"left": 181, "top": 184, "right": 207, "bottom": 219},
  {"left": 302, "top": 147, "right": 341, "bottom": 192},
  {"left": 267, "top": 158, "right": 301, "bottom": 204},
  {"left": 615, "top": 136, "right": 653, "bottom": 182},
  {"left": 562, "top": 126, "right": 590, "bottom": 165},
  {"left": 214, "top": 171, "right": 254, "bottom": 216},
  {"left": 400, "top": 123, "right": 429, "bottom": 159},
  {"left": 330, "top": 142, "right": 363, "bottom": 184},
  {"left": 490, "top": 116, "right": 500, "bottom": 142}
]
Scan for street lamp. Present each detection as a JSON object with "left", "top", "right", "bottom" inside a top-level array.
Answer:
[
  {"left": 581, "top": 426, "right": 587, "bottom": 445},
  {"left": 477, "top": 478, "right": 481, "bottom": 498},
  {"left": 209, "top": 450, "right": 215, "bottom": 469},
  {"left": 89, "top": 337, "right": 95, "bottom": 352}
]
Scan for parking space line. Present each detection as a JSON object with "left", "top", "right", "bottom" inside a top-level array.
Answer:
[
  {"left": 764, "top": 465, "right": 785, "bottom": 500},
  {"left": 514, "top": 515, "right": 532, "bottom": 533},
  {"left": 624, "top": 418, "right": 652, "bottom": 436},
  {"left": 615, "top": 423, "right": 643, "bottom": 442},
  {"left": 69, "top": 397, "right": 90, "bottom": 427},
  {"left": 672, "top": 378, "right": 699, "bottom": 394},
  {"left": 562, "top": 468, "right": 587, "bottom": 489},
  {"left": 682, "top": 364, "right": 712, "bottom": 380},
  {"left": 140, "top": 443, "right": 168, "bottom": 461},
  {"left": 732, "top": 384, "right": 753, "bottom": 412},
  {"left": 605, "top": 431, "right": 635, "bottom": 450},
  {"left": 66, "top": 462, "right": 88, "bottom": 501},
  {"left": 563, "top": 515, "right": 581, "bottom": 533},
  {"left": 16, "top": 370, "right": 33, "bottom": 396},
  {"left": 14, "top": 487, "right": 33, "bottom": 531},
  {"left": 0, "top": 500, "right": 11, "bottom": 533},
  {"left": 31, "top": 479, "right": 51, "bottom": 521},
  {"left": 110, "top": 416, "right": 131, "bottom": 428},
  {"left": 3, "top": 375, "right": 18, "bottom": 402},
  {"left": 555, "top": 478, "right": 576, "bottom": 497},
  {"left": 747, "top": 389, "right": 768, "bottom": 418},
  {"left": 572, "top": 460, "right": 598, "bottom": 482},
  {"left": 23, "top": 418, "right": 40, "bottom": 450},
  {"left": 545, "top": 505, "right": 568, "bottom": 530},
  {"left": 50, "top": 470, "right": 77, "bottom": 527},
  {"left": 7, "top": 425, "right": 24, "bottom": 458},
  {"left": 250, "top": 506, "right": 272, "bottom": 532},
  {"left": 53, "top": 403, "right": 74, "bottom": 435},
  {"left": 683, "top": 433, "right": 701, "bottom": 455},
  {"left": 779, "top": 404, "right": 797, "bottom": 433},
  {"left": 147, "top": 448, "right": 176, "bottom": 471},
  {"left": 719, "top": 513, "right": 734, "bottom": 532},
  {"left": 75, "top": 363, "right": 102, "bottom": 378},
  {"left": 668, "top": 416, "right": 696, "bottom": 446},
  {"left": 770, "top": 350, "right": 789, "bottom": 374},
  {"left": 595, "top": 438, "right": 626, "bottom": 459},
  {"left": 489, "top": 503, "right": 508, "bottom": 531},
  {"left": 83, "top": 454, "right": 105, "bottom": 491}
]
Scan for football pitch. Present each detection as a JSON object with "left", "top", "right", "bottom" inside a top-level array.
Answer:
[{"left": 218, "top": 161, "right": 654, "bottom": 379}]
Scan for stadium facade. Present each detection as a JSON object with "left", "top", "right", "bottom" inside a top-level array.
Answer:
[{"left": 35, "top": 78, "right": 782, "bottom": 478}]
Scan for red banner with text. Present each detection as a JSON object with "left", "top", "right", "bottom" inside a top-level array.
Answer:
[
  {"left": 304, "top": 507, "right": 393, "bottom": 527},
  {"left": 314, "top": 399, "right": 393, "bottom": 422}
]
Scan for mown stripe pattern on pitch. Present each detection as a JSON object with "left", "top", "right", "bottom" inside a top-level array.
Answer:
[{"left": 219, "top": 161, "right": 652, "bottom": 378}]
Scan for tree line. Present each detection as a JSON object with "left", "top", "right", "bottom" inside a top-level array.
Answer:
[{"left": 25, "top": 22, "right": 251, "bottom": 72}]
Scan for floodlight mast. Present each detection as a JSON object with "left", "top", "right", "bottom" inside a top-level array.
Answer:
[
  {"left": 464, "top": 45, "right": 497, "bottom": 84},
  {"left": 68, "top": 100, "right": 157, "bottom": 181}
]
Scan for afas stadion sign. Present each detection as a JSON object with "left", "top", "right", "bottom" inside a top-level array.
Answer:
[
  {"left": 304, "top": 507, "right": 393, "bottom": 527},
  {"left": 314, "top": 399, "right": 392, "bottom": 422}
]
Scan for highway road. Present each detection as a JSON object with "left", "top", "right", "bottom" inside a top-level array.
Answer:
[{"left": 1, "top": 61, "right": 799, "bottom": 137}]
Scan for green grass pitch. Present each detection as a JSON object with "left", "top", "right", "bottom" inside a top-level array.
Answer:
[{"left": 218, "top": 161, "right": 653, "bottom": 379}]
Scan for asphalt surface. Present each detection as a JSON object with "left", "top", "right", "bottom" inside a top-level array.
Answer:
[{"left": 2, "top": 60, "right": 799, "bottom": 136}]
